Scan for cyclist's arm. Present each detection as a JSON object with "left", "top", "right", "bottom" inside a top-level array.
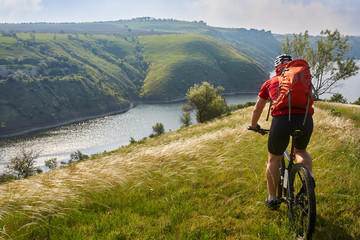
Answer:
[{"left": 251, "top": 96, "right": 267, "bottom": 129}]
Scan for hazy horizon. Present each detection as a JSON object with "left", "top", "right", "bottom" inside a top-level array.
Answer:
[{"left": 0, "top": 0, "right": 359, "bottom": 36}]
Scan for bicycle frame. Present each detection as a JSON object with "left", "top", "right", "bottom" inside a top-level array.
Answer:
[{"left": 281, "top": 130, "right": 302, "bottom": 201}]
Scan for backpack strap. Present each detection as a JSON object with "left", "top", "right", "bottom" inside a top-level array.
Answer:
[
  {"left": 288, "top": 89, "right": 291, "bottom": 122},
  {"left": 302, "top": 93, "right": 310, "bottom": 126},
  {"left": 266, "top": 99, "right": 272, "bottom": 121}
]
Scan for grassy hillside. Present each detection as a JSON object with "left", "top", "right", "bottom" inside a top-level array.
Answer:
[
  {"left": 112, "top": 18, "right": 282, "bottom": 70},
  {"left": 0, "top": 31, "right": 267, "bottom": 137},
  {"left": 2, "top": 18, "right": 360, "bottom": 71},
  {"left": 139, "top": 34, "right": 268, "bottom": 101},
  {"left": 315, "top": 101, "right": 360, "bottom": 127},
  {"left": 0, "top": 18, "right": 283, "bottom": 70},
  {"left": 0, "top": 102, "right": 359, "bottom": 239},
  {"left": 0, "top": 32, "right": 144, "bottom": 137}
]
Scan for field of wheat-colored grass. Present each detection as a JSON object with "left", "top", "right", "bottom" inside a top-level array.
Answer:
[{"left": 0, "top": 103, "right": 359, "bottom": 239}]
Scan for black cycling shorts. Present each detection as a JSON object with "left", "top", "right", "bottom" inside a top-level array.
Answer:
[{"left": 268, "top": 113, "right": 313, "bottom": 156}]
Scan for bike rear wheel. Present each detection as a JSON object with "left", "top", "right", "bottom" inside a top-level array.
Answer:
[{"left": 288, "top": 163, "right": 316, "bottom": 239}]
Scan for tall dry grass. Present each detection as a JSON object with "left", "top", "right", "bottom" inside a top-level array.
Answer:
[
  {"left": 0, "top": 107, "right": 254, "bottom": 230},
  {"left": 0, "top": 103, "right": 359, "bottom": 238}
]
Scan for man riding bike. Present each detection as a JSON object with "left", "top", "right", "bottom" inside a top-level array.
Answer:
[{"left": 249, "top": 54, "right": 314, "bottom": 210}]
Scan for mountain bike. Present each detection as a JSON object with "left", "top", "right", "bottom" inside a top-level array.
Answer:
[{"left": 248, "top": 126, "right": 316, "bottom": 239}]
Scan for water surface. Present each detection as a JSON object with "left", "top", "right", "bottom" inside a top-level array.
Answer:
[{"left": 0, "top": 94, "right": 257, "bottom": 171}]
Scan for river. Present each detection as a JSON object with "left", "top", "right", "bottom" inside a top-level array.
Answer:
[{"left": 0, "top": 94, "right": 258, "bottom": 172}]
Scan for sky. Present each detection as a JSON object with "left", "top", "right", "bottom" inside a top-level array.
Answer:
[{"left": 0, "top": 0, "right": 359, "bottom": 36}]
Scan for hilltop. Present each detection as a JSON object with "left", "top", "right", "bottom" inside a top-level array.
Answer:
[
  {"left": 0, "top": 18, "right": 282, "bottom": 70},
  {"left": 2, "top": 17, "right": 360, "bottom": 70},
  {"left": 0, "top": 102, "right": 359, "bottom": 238}
]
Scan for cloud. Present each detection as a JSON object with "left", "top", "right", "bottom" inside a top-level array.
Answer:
[
  {"left": 191, "top": 0, "right": 360, "bottom": 35},
  {"left": 0, "top": 0, "right": 43, "bottom": 22}
]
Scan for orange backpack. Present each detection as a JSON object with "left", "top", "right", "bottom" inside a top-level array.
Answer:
[{"left": 270, "top": 59, "right": 314, "bottom": 125}]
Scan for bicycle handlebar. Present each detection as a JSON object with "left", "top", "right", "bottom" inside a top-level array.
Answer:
[{"left": 247, "top": 125, "right": 269, "bottom": 135}]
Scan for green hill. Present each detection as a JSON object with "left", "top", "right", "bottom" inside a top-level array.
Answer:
[
  {"left": 0, "top": 33, "right": 144, "bottom": 137},
  {"left": 104, "top": 18, "right": 284, "bottom": 70},
  {"left": 0, "top": 30, "right": 268, "bottom": 137},
  {"left": 0, "top": 102, "right": 359, "bottom": 239},
  {"left": 0, "top": 18, "right": 283, "bottom": 70},
  {"left": 2, "top": 18, "right": 359, "bottom": 70},
  {"left": 139, "top": 34, "right": 267, "bottom": 101}
]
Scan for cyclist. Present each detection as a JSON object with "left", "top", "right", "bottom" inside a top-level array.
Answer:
[{"left": 250, "top": 54, "right": 314, "bottom": 210}]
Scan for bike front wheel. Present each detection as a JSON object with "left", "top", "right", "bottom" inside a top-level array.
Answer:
[{"left": 288, "top": 163, "right": 316, "bottom": 239}]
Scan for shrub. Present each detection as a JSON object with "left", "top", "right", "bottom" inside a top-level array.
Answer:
[
  {"left": 330, "top": 108, "right": 342, "bottom": 117},
  {"left": 0, "top": 172, "right": 17, "bottom": 184},
  {"left": 226, "top": 101, "right": 256, "bottom": 112},
  {"left": 69, "top": 150, "right": 89, "bottom": 163},
  {"left": 151, "top": 123, "right": 165, "bottom": 137},
  {"left": 129, "top": 137, "right": 137, "bottom": 144},
  {"left": 45, "top": 158, "right": 58, "bottom": 170},
  {"left": 180, "top": 112, "right": 192, "bottom": 128}
]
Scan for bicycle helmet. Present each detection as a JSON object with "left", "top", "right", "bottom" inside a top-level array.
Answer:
[{"left": 274, "top": 54, "right": 293, "bottom": 68}]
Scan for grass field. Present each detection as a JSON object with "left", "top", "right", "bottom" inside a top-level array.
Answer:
[
  {"left": 315, "top": 101, "right": 360, "bottom": 127},
  {"left": 0, "top": 102, "right": 359, "bottom": 239}
]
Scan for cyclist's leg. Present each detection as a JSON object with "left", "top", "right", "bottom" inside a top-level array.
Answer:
[
  {"left": 266, "top": 152, "right": 283, "bottom": 197},
  {"left": 267, "top": 115, "right": 290, "bottom": 201},
  {"left": 294, "top": 148, "right": 312, "bottom": 172},
  {"left": 293, "top": 113, "right": 313, "bottom": 173}
]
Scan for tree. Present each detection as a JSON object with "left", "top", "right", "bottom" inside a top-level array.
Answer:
[
  {"left": 330, "top": 93, "right": 347, "bottom": 103},
  {"left": 280, "top": 30, "right": 359, "bottom": 97},
  {"left": 7, "top": 149, "right": 40, "bottom": 178},
  {"left": 354, "top": 97, "right": 360, "bottom": 105},
  {"left": 182, "top": 82, "right": 227, "bottom": 123}
]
